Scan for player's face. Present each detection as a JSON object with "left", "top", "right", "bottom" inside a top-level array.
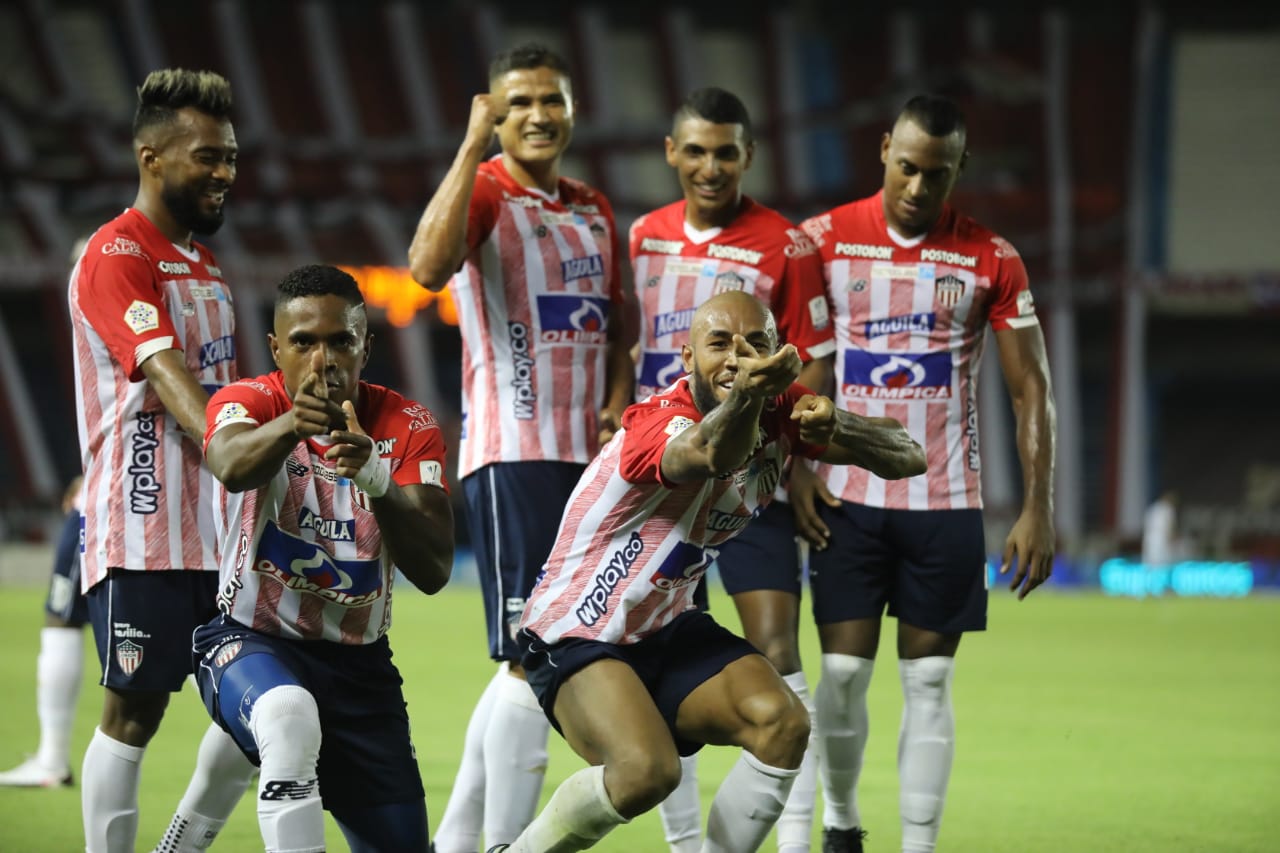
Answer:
[
  {"left": 681, "top": 297, "right": 777, "bottom": 414},
  {"left": 492, "top": 67, "right": 574, "bottom": 167},
  {"left": 665, "top": 117, "right": 753, "bottom": 223},
  {"left": 880, "top": 118, "right": 966, "bottom": 237},
  {"left": 155, "top": 107, "right": 238, "bottom": 235},
  {"left": 270, "top": 295, "right": 371, "bottom": 407}
]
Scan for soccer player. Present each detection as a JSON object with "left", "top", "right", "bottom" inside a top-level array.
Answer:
[
  {"left": 68, "top": 69, "right": 256, "bottom": 853},
  {"left": 194, "top": 264, "right": 455, "bottom": 852},
  {"left": 630, "top": 86, "right": 836, "bottom": 853},
  {"left": 407, "top": 43, "right": 633, "bottom": 851},
  {"left": 492, "top": 290, "right": 924, "bottom": 853},
  {"left": 0, "top": 477, "right": 86, "bottom": 789},
  {"left": 794, "top": 94, "right": 1057, "bottom": 853}
]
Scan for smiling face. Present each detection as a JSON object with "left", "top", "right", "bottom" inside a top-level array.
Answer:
[
  {"left": 146, "top": 106, "right": 237, "bottom": 235},
  {"left": 270, "top": 294, "right": 371, "bottom": 408},
  {"left": 492, "top": 66, "right": 574, "bottom": 176},
  {"left": 681, "top": 291, "right": 778, "bottom": 414},
  {"left": 879, "top": 117, "right": 966, "bottom": 237},
  {"left": 665, "top": 116, "right": 753, "bottom": 228}
]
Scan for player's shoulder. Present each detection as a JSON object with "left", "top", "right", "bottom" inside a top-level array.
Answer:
[
  {"left": 799, "top": 196, "right": 872, "bottom": 249},
  {"left": 733, "top": 199, "right": 815, "bottom": 258},
  {"left": 359, "top": 382, "right": 442, "bottom": 439},
  {"left": 559, "top": 177, "right": 613, "bottom": 214},
  {"left": 631, "top": 201, "right": 683, "bottom": 241},
  {"left": 83, "top": 211, "right": 153, "bottom": 265},
  {"left": 939, "top": 206, "right": 1022, "bottom": 263},
  {"left": 622, "top": 378, "right": 700, "bottom": 429},
  {"left": 220, "top": 371, "right": 285, "bottom": 402}
]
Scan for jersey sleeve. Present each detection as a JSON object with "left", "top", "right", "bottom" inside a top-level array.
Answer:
[
  {"left": 986, "top": 236, "right": 1037, "bottom": 331},
  {"left": 465, "top": 168, "right": 503, "bottom": 253},
  {"left": 772, "top": 241, "right": 835, "bottom": 362},
  {"left": 392, "top": 402, "right": 451, "bottom": 494},
  {"left": 78, "top": 251, "right": 180, "bottom": 382},
  {"left": 203, "top": 380, "right": 278, "bottom": 450},
  {"left": 618, "top": 398, "right": 701, "bottom": 488}
]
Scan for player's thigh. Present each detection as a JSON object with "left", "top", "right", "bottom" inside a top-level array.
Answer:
[
  {"left": 193, "top": 619, "right": 306, "bottom": 762},
  {"left": 552, "top": 657, "right": 677, "bottom": 769},
  {"left": 332, "top": 800, "right": 428, "bottom": 853},
  {"left": 888, "top": 508, "right": 988, "bottom": 638},
  {"left": 731, "top": 589, "right": 803, "bottom": 673},
  {"left": 464, "top": 461, "right": 585, "bottom": 661},
  {"left": 809, "top": 501, "right": 896, "bottom": 629}
]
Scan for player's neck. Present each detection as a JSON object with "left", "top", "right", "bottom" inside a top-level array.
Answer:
[
  {"left": 502, "top": 153, "right": 560, "bottom": 196},
  {"left": 684, "top": 194, "right": 742, "bottom": 231},
  {"left": 132, "top": 191, "right": 192, "bottom": 248}
]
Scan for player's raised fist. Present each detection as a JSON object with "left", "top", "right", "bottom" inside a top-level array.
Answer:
[
  {"left": 466, "top": 94, "right": 506, "bottom": 147},
  {"left": 791, "top": 394, "right": 836, "bottom": 446}
]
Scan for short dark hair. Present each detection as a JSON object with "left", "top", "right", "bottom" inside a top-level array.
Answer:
[
  {"left": 275, "top": 264, "right": 365, "bottom": 310},
  {"left": 898, "top": 94, "right": 967, "bottom": 141},
  {"left": 488, "top": 42, "right": 571, "bottom": 83},
  {"left": 673, "top": 87, "right": 754, "bottom": 145},
  {"left": 132, "top": 69, "right": 233, "bottom": 138}
]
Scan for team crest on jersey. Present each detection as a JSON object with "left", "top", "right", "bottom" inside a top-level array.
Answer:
[
  {"left": 115, "top": 640, "right": 143, "bottom": 675},
  {"left": 124, "top": 300, "right": 160, "bottom": 334},
  {"left": 214, "top": 640, "right": 242, "bottom": 668},
  {"left": 935, "top": 275, "right": 966, "bottom": 308},
  {"left": 714, "top": 271, "right": 745, "bottom": 292},
  {"left": 101, "top": 236, "right": 147, "bottom": 258}
]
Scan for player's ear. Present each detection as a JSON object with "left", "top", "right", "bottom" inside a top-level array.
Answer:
[
  {"left": 880, "top": 132, "right": 891, "bottom": 165},
  {"left": 268, "top": 333, "right": 280, "bottom": 367},
  {"left": 681, "top": 342, "right": 694, "bottom": 374},
  {"left": 958, "top": 149, "right": 969, "bottom": 176},
  {"left": 664, "top": 136, "right": 678, "bottom": 167},
  {"left": 742, "top": 140, "right": 755, "bottom": 171},
  {"left": 362, "top": 333, "right": 372, "bottom": 369},
  {"left": 137, "top": 142, "right": 160, "bottom": 177}
]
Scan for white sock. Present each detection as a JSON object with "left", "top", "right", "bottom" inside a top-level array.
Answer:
[
  {"left": 898, "top": 657, "right": 956, "bottom": 853},
  {"left": 434, "top": 663, "right": 505, "bottom": 853},
  {"left": 35, "top": 626, "right": 83, "bottom": 771},
  {"left": 508, "top": 764, "right": 627, "bottom": 853},
  {"left": 153, "top": 723, "right": 257, "bottom": 852},
  {"left": 482, "top": 672, "right": 550, "bottom": 845},
  {"left": 776, "top": 671, "right": 818, "bottom": 852},
  {"left": 251, "top": 686, "right": 324, "bottom": 853},
  {"left": 815, "top": 654, "right": 875, "bottom": 831},
  {"left": 702, "top": 751, "right": 800, "bottom": 853},
  {"left": 82, "top": 727, "right": 145, "bottom": 853},
  {"left": 656, "top": 753, "right": 701, "bottom": 852}
]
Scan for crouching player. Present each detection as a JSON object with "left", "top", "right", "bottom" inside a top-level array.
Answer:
[
  {"left": 495, "top": 291, "right": 925, "bottom": 852},
  {"left": 193, "top": 265, "right": 454, "bottom": 852}
]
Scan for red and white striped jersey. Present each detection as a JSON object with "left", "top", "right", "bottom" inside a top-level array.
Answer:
[
  {"left": 69, "top": 208, "right": 238, "bottom": 591},
  {"left": 521, "top": 378, "right": 824, "bottom": 645},
  {"left": 205, "top": 372, "right": 449, "bottom": 644},
  {"left": 801, "top": 191, "right": 1038, "bottom": 510},
  {"left": 629, "top": 198, "right": 835, "bottom": 401},
  {"left": 450, "top": 157, "right": 622, "bottom": 479}
]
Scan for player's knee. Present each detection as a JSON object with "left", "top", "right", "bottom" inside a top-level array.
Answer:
[
  {"left": 757, "top": 636, "right": 802, "bottom": 676},
  {"left": 741, "top": 689, "right": 810, "bottom": 768},
  {"left": 604, "top": 748, "right": 683, "bottom": 817},
  {"left": 250, "top": 685, "right": 321, "bottom": 766},
  {"left": 100, "top": 689, "right": 168, "bottom": 745},
  {"left": 901, "top": 657, "right": 955, "bottom": 715}
]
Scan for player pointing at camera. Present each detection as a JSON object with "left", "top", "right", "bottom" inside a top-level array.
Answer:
[
  {"left": 193, "top": 265, "right": 454, "bottom": 852},
  {"left": 492, "top": 291, "right": 923, "bottom": 853}
]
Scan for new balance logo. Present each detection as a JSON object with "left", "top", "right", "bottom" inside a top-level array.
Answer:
[{"left": 260, "top": 778, "right": 317, "bottom": 801}]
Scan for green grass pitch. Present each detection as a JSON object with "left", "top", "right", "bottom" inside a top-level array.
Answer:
[{"left": 0, "top": 583, "right": 1276, "bottom": 851}]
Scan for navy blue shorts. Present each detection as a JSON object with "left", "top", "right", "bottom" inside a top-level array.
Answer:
[
  {"left": 463, "top": 461, "right": 586, "bottom": 661},
  {"left": 193, "top": 615, "right": 424, "bottom": 809},
  {"left": 517, "top": 610, "right": 757, "bottom": 756},
  {"left": 87, "top": 569, "right": 221, "bottom": 691},
  {"left": 44, "top": 510, "right": 88, "bottom": 626},
  {"left": 809, "top": 504, "right": 988, "bottom": 634},
  {"left": 716, "top": 501, "right": 803, "bottom": 596}
]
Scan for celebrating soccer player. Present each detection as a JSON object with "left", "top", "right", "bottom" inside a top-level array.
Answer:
[
  {"left": 629, "top": 86, "right": 835, "bottom": 852},
  {"left": 491, "top": 290, "right": 923, "bottom": 853},
  {"left": 193, "top": 264, "right": 455, "bottom": 852},
  {"left": 407, "top": 43, "right": 634, "bottom": 851},
  {"left": 794, "top": 94, "right": 1058, "bottom": 853},
  {"left": 68, "top": 68, "right": 256, "bottom": 853}
]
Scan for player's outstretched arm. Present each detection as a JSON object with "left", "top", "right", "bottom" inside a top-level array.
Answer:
[
  {"left": 206, "top": 350, "right": 346, "bottom": 492},
  {"left": 995, "top": 325, "right": 1056, "bottom": 599},
  {"left": 661, "top": 339, "right": 802, "bottom": 484},
  {"left": 794, "top": 395, "right": 926, "bottom": 480},
  {"left": 326, "top": 401, "right": 454, "bottom": 593},
  {"left": 408, "top": 94, "right": 504, "bottom": 290},
  {"left": 139, "top": 349, "right": 212, "bottom": 444}
]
